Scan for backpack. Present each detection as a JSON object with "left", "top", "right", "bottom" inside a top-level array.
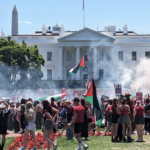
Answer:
[{"left": 145, "top": 104, "right": 150, "bottom": 115}]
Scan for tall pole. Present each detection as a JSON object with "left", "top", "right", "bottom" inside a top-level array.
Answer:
[{"left": 83, "top": 0, "right": 85, "bottom": 28}]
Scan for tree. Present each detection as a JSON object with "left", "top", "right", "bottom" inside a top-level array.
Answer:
[{"left": 0, "top": 37, "right": 45, "bottom": 89}]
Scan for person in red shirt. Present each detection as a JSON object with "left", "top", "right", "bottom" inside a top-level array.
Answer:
[
  {"left": 68, "top": 97, "right": 88, "bottom": 150},
  {"left": 133, "top": 101, "right": 145, "bottom": 142},
  {"left": 103, "top": 100, "right": 112, "bottom": 136}
]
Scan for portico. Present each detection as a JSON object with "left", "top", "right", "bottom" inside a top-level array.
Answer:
[{"left": 58, "top": 28, "right": 115, "bottom": 81}]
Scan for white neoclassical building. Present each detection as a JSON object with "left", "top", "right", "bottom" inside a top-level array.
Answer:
[{"left": 1, "top": 5, "right": 150, "bottom": 83}]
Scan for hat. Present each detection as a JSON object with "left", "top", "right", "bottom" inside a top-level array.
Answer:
[
  {"left": 125, "top": 93, "right": 131, "bottom": 96},
  {"left": 2, "top": 97, "right": 6, "bottom": 101},
  {"left": 73, "top": 97, "right": 80, "bottom": 102}
]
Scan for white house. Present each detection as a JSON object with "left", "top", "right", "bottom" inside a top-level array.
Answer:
[{"left": 1, "top": 5, "right": 150, "bottom": 85}]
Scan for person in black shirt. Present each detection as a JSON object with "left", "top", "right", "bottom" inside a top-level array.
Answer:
[
  {"left": 0, "top": 99, "right": 9, "bottom": 150},
  {"left": 20, "top": 99, "right": 26, "bottom": 134}
]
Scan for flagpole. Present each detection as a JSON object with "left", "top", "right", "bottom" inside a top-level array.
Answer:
[
  {"left": 81, "top": 71, "right": 94, "bottom": 98},
  {"left": 83, "top": 0, "right": 85, "bottom": 28}
]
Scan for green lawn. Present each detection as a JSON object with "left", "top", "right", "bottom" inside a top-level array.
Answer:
[
  {"left": 5, "top": 134, "right": 150, "bottom": 150},
  {"left": 4, "top": 137, "right": 15, "bottom": 150},
  {"left": 56, "top": 135, "right": 150, "bottom": 150}
]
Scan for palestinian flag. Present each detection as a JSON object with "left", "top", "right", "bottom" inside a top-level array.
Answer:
[
  {"left": 39, "top": 92, "right": 68, "bottom": 102},
  {"left": 83, "top": 78, "right": 103, "bottom": 122},
  {"left": 69, "top": 56, "right": 84, "bottom": 74}
]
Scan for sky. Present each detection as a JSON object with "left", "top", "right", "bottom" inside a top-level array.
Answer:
[{"left": 0, "top": 0, "right": 150, "bottom": 35}]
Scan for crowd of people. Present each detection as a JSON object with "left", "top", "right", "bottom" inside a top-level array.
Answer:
[
  {"left": 0, "top": 91, "right": 150, "bottom": 150},
  {"left": 103, "top": 92, "right": 149, "bottom": 143}
]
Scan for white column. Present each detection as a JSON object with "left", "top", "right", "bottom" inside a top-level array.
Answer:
[
  {"left": 93, "top": 46, "right": 97, "bottom": 79},
  {"left": 76, "top": 46, "right": 80, "bottom": 80},
  {"left": 59, "top": 46, "right": 63, "bottom": 80}
]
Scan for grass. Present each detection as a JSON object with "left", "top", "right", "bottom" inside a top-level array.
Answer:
[
  {"left": 5, "top": 134, "right": 150, "bottom": 150},
  {"left": 3, "top": 137, "right": 15, "bottom": 150},
  {"left": 57, "top": 135, "right": 150, "bottom": 150}
]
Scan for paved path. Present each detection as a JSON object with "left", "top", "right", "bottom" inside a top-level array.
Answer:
[{"left": 6, "top": 131, "right": 40, "bottom": 138}]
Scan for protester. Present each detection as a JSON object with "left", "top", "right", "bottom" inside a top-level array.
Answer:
[
  {"left": 143, "top": 98, "right": 150, "bottom": 135},
  {"left": 62, "top": 101, "right": 74, "bottom": 140},
  {"left": 81, "top": 98, "right": 89, "bottom": 141},
  {"left": 20, "top": 99, "right": 26, "bottom": 134},
  {"left": 13, "top": 102, "right": 20, "bottom": 133},
  {"left": 103, "top": 100, "right": 108, "bottom": 127},
  {"left": 133, "top": 101, "right": 145, "bottom": 142},
  {"left": 51, "top": 97, "right": 59, "bottom": 134},
  {"left": 86, "top": 103, "right": 93, "bottom": 131},
  {"left": 118, "top": 97, "right": 132, "bottom": 142},
  {"left": 42, "top": 100, "right": 58, "bottom": 150},
  {"left": 20, "top": 101, "right": 37, "bottom": 150},
  {"left": 8, "top": 104, "right": 15, "bottom": 131},
  {"left": 36, "top": 104, "right": 43, "bottom": 129},
  {"left": 0, "top": 99, "right": 9, "bottom": 150},
  {"left": 111, "top": 98, "right": 119, "bottom": 142},
  {"left": 125, "top": 93, "right": 134, "bottom": 132},
  {"left": 103, "top": 100, "right": 112, "bottom": 136},
  {"left": 117, "top": 99, "right": 123, "bottom": 141},
  {"left": 68, "top": 97, "right": 88, "bottom": 150}
]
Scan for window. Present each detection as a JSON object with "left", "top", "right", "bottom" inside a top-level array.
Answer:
[
  {"left": 67, "top": 52, "right": 72, "bottom": 61},
  {"left": 53, "top": 27, "right": 61, "bottom": 31},
  {"left": 83, "top": 74, "right": 88, "bottom": 81},
  {"left": 99, "top": 52, "right": 104, "bottom": 61},
  {"left": 83, "top": 52, "right": 88, "bottom": 61},
  {"left": 132, "top": 52, "right": 136, "bottom": 61},
  {"left": 47, "top": 70, "right": 52, "bottom": 80},
  {"left": 145, "top": 52, "right": 150, "bottom": 58},
  {"left": 67, "top": 69, "right": 72, "bottom": 80},
  {"left": 118, "top": 52, "right": 123, "bottom": 61},
  {"left": 118, "top": 69, "right": 123, "bottom": 80},
  {"left": 99, "top": 69, "right": 104, "bottom": 79},
  {"left": 47, "top": 52, "right": 52, "bottom": 61}
]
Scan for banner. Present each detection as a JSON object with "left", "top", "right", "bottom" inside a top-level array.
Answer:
[
  {"left": 136, "top": 92, "right": 143, "bottom": 101},
  {"left": 114, "top": 84, "right": 122, "bottom": 96}
]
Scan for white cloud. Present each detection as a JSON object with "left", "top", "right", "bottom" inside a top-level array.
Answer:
[
  {"left": 18, "top": 21, "right": 22, "bottom": 23},
  {"left": 24, "top": 21, "right": 32, "bottom": 24}
]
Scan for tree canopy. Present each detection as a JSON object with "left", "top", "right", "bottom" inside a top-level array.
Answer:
[{"left": 0, "top": 37, "right": 45, "bottom": 89}]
